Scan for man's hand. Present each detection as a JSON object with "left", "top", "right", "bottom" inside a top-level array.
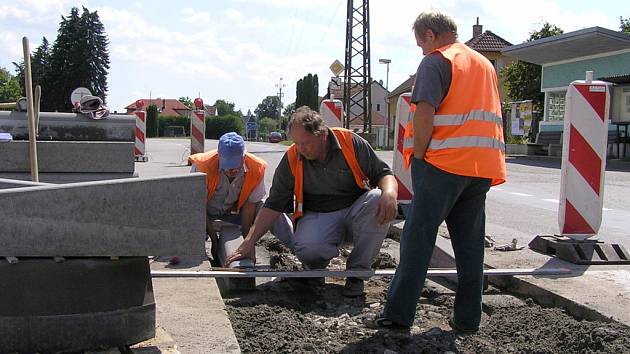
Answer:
[
  {"left": 376, "top": 189, "right": 398, "bottom": 225},
  {"left": 225, "top": 237, "right": 256, "bottom": 265}
]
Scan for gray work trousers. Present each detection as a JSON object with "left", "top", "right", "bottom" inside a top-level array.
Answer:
[{"left": 274, "top": 189, "right": 388, "bottom": 271}]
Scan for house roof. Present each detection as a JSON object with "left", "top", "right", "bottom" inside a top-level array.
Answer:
[
  {"left": 327, "top": 80, "right": 388, "bottom": 100},
  {"left": 387, "top": 75, "right": 415, "bottom": 99},
  {"left": 126, "top": 98, "right": 191, "bottom": 116},
  {"left": 466, "top": 30, "right": 512, "bottom": 52},
  {"left": 203, "top": 104, "right": 217, "bottom": 116},
  {"left": 348, "top": 110, "right": 386, "bottom": 126},
  {"left": 501, "top": 26, "right": 630, "bottom": 65},
  {"left": 598, "top": 74, "right": 630, "bottom": 84}
]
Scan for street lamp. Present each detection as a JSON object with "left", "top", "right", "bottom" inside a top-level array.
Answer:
[
  {"left": 378, "top": 58, "right": 391, "bottom": 90},
  {"left": 379, "top": 58, "right": 392, "bottom": 147}
]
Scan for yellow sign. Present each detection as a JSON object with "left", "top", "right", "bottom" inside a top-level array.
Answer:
[{"left": 329, "top": 60, "right": 344, "bottom": 77}]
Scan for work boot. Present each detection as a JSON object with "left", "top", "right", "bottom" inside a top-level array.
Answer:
[
  {"left": 449, "top": 317, "right": 479, "bottom": 334},
  {"left": 342, "top": 277, "right": 364, "bottom": 297}
]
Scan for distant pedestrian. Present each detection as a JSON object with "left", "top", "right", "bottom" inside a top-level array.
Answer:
[{"left": 368, "top": 11, "right": 506, "bottom": 331}]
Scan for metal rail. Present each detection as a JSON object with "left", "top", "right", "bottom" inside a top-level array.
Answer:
[{"left": 151, "top": 267, "right": 572, "bottom": 278}]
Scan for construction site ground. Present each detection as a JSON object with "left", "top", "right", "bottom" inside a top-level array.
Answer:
[{"left": 135, "top": 139, "right": 630, "bottom": 354}]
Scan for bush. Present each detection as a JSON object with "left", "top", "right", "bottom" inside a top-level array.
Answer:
[
  {"left": 158, "top": 115, "right": 190, "bottom": 137},
  {"left": 146, "top": 105, "right": 159, "bottom": 137},
  {"left": 206, "top": 114, "right": 244, "bottom": 139}
]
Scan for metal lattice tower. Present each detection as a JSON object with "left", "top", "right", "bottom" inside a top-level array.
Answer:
[{"left": 343, "top": 0, "right": 371, "bottom": 132}]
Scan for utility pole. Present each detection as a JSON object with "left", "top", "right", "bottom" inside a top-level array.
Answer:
[
  {"left": 343, "top": 0, "right": 371, "bottom": 133},
  {"left": 275, "top": 77, "right": 286, "bottom": 130}
]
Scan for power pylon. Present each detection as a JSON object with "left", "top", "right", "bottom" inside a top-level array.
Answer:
[{"left": 343, "top": 0, "right": 371, "bottom": 133}]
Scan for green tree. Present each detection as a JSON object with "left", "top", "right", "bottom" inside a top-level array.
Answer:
[
  {"left": 45, "top": 7, "right": 110, "bottom": 112},
  {"left": 283, "top": 102, "right": 296, "bottom": 117},
  {"left": 214, "top": 99, "right": 237, "bottom": 116},
  {"left": 295, "top": 73, "right": 319, "bottom": 111},
  {"left": 296, "top": 79, "right": 304, "bottom": 108},
  {"left": 0, "top": 67, "right": 21, "bottom": 103},
  {"left": 206, "top": 115, "right": 244, "bottom": 139},
  {"left": 146, "top": 104, "right": 159, "bottom": 138},
  {"left": 178, "top": 96, "right": 193, "bottom": 110},
  {"left": 258, "top": 117, "right": 278, "bottom": 136},
  {"left": 501, "top": 23, "right": 563, "bottom": 107},
  {"left": 621, "top": 17, "right": 630, "bottom": 33},
  {"left": 255, "top": 95, "right": 281, "bottom": 121},
  {"left": 13, "top": 37, "right": 52, "bottom": 108}
]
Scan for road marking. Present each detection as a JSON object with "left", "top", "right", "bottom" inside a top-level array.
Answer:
[
  {"left": 511, "top": 192, "right": 533, "bottom": 197},
  {"left": 543, "top": 199, "right": 559, "bottom": 203}
]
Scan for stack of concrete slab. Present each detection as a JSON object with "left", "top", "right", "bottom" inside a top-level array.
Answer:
[
  {"left": 0, "top": 111, "right": 136, "bottom": 183},
  {"left": 0, "top": 174, "right": 207, "bottom": 353}
]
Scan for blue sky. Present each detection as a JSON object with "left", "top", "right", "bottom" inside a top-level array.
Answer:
[{"left": 0, "top": 0, "right": 627, "bottom": 113}]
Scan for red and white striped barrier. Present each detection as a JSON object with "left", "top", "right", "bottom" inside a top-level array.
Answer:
[
  {"left": 392, "top": 93, "right": 414, "bottom": 204},
  {"left": 190, "top": 98, "right": 206, "bottom": 157},
  {"left": 319, "top": 97, "right": 343, "bottom": 128},
  {"left": 559, "top": 72, "right": 611, "bottom": 238},
  {"left": 134, "top": 99, "right": 148, "bottom": 162}
]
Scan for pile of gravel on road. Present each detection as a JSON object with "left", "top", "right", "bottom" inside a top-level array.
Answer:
[{"left": 224, "top": 235, "right": 630, "bottom": 353}]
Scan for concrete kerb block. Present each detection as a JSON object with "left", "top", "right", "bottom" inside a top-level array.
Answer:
[
  {"left": 216, "top": 221, "right": 256, "bottom": 292},
  {"left": 0, "top": 173, "right": 207, "bottom": 257},
  {"left": 0, "top": 141, "right": 135, "bottom": 173},
  {"left": 0, "top": 111, "right": 135, "bottom": 141}
]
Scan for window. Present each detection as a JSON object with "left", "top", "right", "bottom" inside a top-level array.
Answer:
[
  {"left": 376, "top": 103, "right": 381, "bottom": 111},
  {"left": 547, "top": 91, "right": 566, "bottom": 121}
]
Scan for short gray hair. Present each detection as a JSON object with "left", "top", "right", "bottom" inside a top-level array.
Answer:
[
  {"left": 288, "top": 106, "right": 327, "bottom": 136},
  {"left": 412, "top": 11, "right": 458, "bottom": 38}
]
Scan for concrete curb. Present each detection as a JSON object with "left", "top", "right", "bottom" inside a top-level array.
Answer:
[{"left": 388, "top": 222, "right": 627, "bottom": 325}]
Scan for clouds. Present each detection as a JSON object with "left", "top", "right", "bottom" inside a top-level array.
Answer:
[{"left": 0, "top": 0, "right": 627, "bottom": 113}]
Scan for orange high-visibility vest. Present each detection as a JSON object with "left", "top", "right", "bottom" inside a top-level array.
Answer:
[
  {"left": 403, "top": 42, "right": 506, "bottom": 186},
  {"left": 287, "top": 127, "right": 369, "bottom": 221},
  {"left": 188, "top": 150, "right": 267, "bottom": 211}
]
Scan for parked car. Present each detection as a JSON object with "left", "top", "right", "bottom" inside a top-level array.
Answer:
[{"left": 268, "top": 131, "right": 282, "bottom": 143}]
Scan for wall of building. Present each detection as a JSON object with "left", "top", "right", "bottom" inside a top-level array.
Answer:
[{"left": 542, "top": 51, "right": 630, "bottom": 89}]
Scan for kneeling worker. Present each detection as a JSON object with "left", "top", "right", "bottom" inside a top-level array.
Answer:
[
  {"left": 226, "top": 106, "right": 398, "bottom": 297},
  {"left": 182, "top": 132, "right": 268, "bottom": 264}
]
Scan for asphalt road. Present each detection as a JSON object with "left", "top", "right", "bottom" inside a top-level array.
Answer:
[{"left": 136, "top": 138, "right": 630, "bottom": 252}]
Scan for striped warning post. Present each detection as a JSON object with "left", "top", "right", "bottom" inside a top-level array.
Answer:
[
  {"left": 319, "top": 97, "right": 343, "bottom": 127},
  {"left": 133, "top": 99, "right": 148, "bottom": 162},
  {"left": 558, "top": 73, "right": 611, "bottom": 239},
  {"left": 392, "top": 93, "right": 414, "bottom": 204},
  {"left": 190, "top": 98, "right": 206, "bottom": 156}
]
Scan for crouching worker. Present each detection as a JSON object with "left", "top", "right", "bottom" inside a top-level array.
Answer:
[
  {"left": 179, "top": 132, "right": 291, "bottom": 266},
  {"left": 226, "top": 106, "right": 398, "bottom": 297}
]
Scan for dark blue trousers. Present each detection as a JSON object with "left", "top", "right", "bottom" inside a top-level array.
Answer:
[{"left": 384, "top": 158, "right": 491, "bottom": 329}]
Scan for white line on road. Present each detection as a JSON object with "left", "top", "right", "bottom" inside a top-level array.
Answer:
[
  {"left": 543, "top": 199, "right": 559, "bottom": 203},
  {"left": 511, "top": 192, "right": 533, "bottom": 197}
]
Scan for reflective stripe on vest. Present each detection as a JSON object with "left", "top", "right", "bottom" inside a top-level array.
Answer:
[
  {"left": 429, "top": 136, "right": 505, "bottom": 151},
  {"left": 287, "top": 127, "right": 369, "bottom": 222},
  {"left": 401, "top": 42, "right": 506, "bottom": 185},
  {"left": 434, "top": 110, "right": 503, "bottom": 127},
  {"left": 188, "top": 150, "right": 266, "bottom": 211}
]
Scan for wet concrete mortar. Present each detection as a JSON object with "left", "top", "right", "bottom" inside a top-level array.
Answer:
[{"left": 223, "top": 234, "right": 630, "bottom": 354}]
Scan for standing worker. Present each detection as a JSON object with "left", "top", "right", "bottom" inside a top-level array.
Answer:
[
  {"left": 369, "top": 11, "right": 506, "bottom": 331},
  {"left": 226, "top": 106, "right": 398, "bottom": 297}
]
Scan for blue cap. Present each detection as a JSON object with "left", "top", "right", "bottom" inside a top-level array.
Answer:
[{"left": 218, "top": 132, "right": 245, "bottom": 170}]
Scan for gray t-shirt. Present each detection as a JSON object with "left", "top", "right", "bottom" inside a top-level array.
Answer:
[
  {"left": 411, "top": 52, "right": 452, "bottom": 109},
  {"left": 264, "top": 129, "right": 392, "bottom": 213}
]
